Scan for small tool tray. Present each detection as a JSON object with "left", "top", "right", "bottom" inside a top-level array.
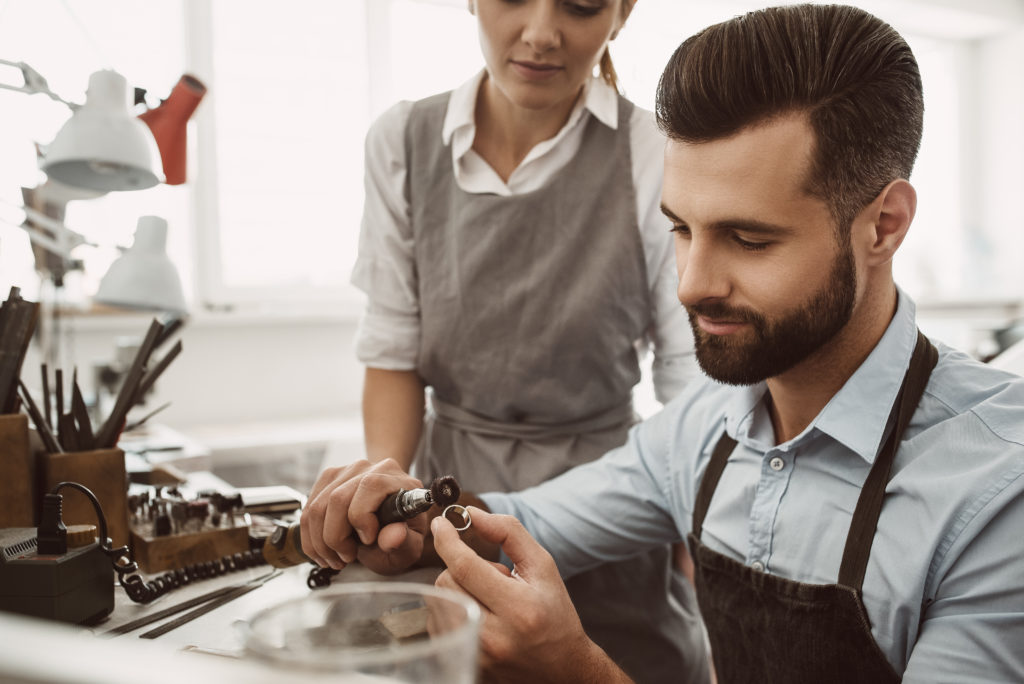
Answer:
[{"left": 130, "top": 526, "right": 250, "bottom": 574}]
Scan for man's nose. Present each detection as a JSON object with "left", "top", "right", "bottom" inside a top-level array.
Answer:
[{"left": 676, "top": 237, "right": 730, "bottom": 307}]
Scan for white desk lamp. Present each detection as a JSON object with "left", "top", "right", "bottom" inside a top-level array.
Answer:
[
  {"left": 95, "top": 215, "right": 187, "bottom": 315},
  {"left": 1, "top": 60, "right": 190, "bottom": 310},
  {"left": 0, "top": 60, "right": 163, "bottom": 192},
  {"left": 1, "top": 61, "right": 190, "bottom": 370},
  {"left": 43, "top": 70, "right": 162, "bottom": 192}
]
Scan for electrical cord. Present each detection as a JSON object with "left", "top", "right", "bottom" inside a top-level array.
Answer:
[
  {"left": 117, "top": 548, "right": 268, "bottom": 604},
  {"left": 41, "top": 481, "right": 268, "bottom": 604},
  {"left": 41, "top": 482, "right": 117, "bottom": 559},
  {"left": 307, "top": 566, "right": 340, "bottom": 588}
]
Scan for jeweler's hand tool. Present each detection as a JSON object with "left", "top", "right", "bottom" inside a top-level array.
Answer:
[
  {"left": 376, "top": 474, "right": 460, "bottom": 525},
  {"left": 262, "top": 475, "right": 461, "bottom": 568}
]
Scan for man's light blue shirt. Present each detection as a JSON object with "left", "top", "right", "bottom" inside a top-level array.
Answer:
[{"left": 482, "top": 290, "right": 1024, "bottom": 682}]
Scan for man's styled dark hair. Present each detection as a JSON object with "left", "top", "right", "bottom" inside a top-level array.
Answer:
[{"left": 655, "top": 4, "right": 924, "bottom": 229}]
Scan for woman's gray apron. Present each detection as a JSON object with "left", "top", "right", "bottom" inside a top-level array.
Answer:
[{"left": 404, "top": 92, "right": 708, "bottom": 684}]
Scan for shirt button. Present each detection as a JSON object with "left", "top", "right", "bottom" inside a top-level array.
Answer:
[
  {"left": 751, "top": 561, "right": 765, "bottom": 572},
  {"left": 769, "top": 456, "right": 785, "bottom": 471}
]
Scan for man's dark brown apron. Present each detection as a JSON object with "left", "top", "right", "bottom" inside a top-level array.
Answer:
[{"left": 688, "top": 331, "right": 938, "bottom": 683}]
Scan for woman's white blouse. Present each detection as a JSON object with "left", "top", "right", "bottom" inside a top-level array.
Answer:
[{"left": 352, "top": 71, "right": 698, "bottom": 403}]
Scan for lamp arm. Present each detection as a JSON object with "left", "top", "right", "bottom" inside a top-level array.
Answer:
[
  {"left": 0, "top": 59, "right": 78, "bottom": 109},
  {"left": 10, "top": 222, "right": 73, "bottom": 259},
  {"left": 0, "top": 197, "right": 92, "bottom": 260}
]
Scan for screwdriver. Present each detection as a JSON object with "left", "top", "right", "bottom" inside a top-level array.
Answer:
[{"left": 262, "top": 475, "right": 461, "bottom": 568}]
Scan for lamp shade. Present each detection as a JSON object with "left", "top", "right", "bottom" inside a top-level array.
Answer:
[
  {"left": 42, "top": 70, "right": 162, "bottom": 192},
  {"left": 139, "top": 74, "right": 207, "bottom": 185},
  {"left": 95, "top": 216, "right": 186, "bottom": 315}
]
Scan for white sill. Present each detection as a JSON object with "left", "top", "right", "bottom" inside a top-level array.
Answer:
[
  {"left": 57, "top": 300, "right": 363, "bottom": 333},
  {"left": 183, "top": 415, "right": 364, "bottom": 456},
  {"left": 915, "top": 297, "right": 1023, "bottom": 320}
]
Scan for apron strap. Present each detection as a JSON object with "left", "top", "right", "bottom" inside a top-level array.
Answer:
[
  {"left": 691, "top": 329, "right": 938, "bottom": 591},
  {"left": 691, "top": 429, "right": 737, "bottom": 540},
  {"left": 838, "top": 329, "right": 938, "bottom": 590}
]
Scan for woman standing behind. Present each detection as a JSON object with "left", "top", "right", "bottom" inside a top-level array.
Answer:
[{"left": 351, "top": 1, "right": 706, "bottom": 681}]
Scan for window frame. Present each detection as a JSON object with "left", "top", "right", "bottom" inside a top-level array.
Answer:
[{"left": 126, "top": 0, "right": 1024, "bottom": 317}]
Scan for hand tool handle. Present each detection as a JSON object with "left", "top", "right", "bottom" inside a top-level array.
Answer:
[
  {"left": 262, "top": 476, "right": 460, "bottom": 568},
  {"left": 262, "top": 489, "right": 429, "bottom": 568}
]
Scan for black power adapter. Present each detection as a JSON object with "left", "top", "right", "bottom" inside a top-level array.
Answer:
[{"left": 0, "top": 486, "right": 115, "bottom": 625}]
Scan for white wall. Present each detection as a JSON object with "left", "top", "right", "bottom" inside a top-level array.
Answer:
[
  {"left": 978, "top": 25, "right": 1024, "bottom": 297},
  {"left": 21, "top": 311, "right": 368, "bottom": 488},
  {"left": 24, "top": 312, "right": 362, "bottom": 426}
]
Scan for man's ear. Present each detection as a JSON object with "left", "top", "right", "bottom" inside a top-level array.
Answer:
[{"left": 856, "top": 179, "right": 916, "bottom": 267}]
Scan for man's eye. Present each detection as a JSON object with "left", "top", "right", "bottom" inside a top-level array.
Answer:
[
  {"left": 670, "top": 224, "right": 691, "bottom": 237},
  {"left": 734, "top": 236, "right": 770, "bottom": 251}
]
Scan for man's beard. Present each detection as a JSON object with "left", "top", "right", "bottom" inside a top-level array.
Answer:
[{"left": 688, "top": 242, "right": 856, "bottom": 386}]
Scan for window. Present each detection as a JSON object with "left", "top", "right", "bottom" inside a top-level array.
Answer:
[
  {"left": 2, "top": 0, "right": 1022, "bottom": 316},
  {"left": 0, "top": 0, "right": 190, "bottom": 306},
  {"left": 191, "top": 0, "right": 369, "bottom": 309},
  {"left": 190, "top": 0, "right": 479, "bottom": 312}
]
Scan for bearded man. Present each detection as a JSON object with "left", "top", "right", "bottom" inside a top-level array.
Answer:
[{"left": 300, "top": 5, "right": 1024, "bottom": 682}]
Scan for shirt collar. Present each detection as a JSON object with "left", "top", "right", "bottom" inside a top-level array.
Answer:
[
  {"left": 724, "top": 287, "right": 919, "bottom": 463},
  {"left": 815, "top": 287, "right": 918, "bottom": 463},
  {"left": 441, "top": 69, "right": 620, "bottom": 152}
]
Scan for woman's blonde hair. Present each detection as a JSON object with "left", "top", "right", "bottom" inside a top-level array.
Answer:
[
  {"left": 598, "top": 0, "right": 634, "bottom": 91},
  {"left": 598, "top": 49, "right": 619, "bottom": 90}
]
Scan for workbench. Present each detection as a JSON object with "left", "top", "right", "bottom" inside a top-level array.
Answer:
[
  {"left": 0, "top": 562, "right": 444, "bottom": 682},
  {"left": 105, "top": 562, "right": 444, "bottom": 652}
]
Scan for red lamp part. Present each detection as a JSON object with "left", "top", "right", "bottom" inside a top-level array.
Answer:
[{"left": 138, "top": 74, "right": 207, "bottom": 185}]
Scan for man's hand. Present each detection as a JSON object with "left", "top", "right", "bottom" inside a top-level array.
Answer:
[
  {"left": 300, "top": 458, "right": 426, "bottom": 574},
  {"left": 432, "top": 507, "right": 632, "bottom": 683}
]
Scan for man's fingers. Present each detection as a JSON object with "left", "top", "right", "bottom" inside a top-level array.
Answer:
[
  {"left": 348, "top": 470, "right": 424, "bottom": 545},
  {"left": 299, "top": 458, "right": 439, "bottom": 575},
  {"left": 299, "top": 519, "right": 331, "bottom": 569},
  {"left": 302, "top": 488, "right": 348, "bottom": 569},
  {"left": 456, "top": 506, "right": 554, "bottom": 581},
  {"left": 377, "top": 521, "right": 411, "bottom": 552},
  {"left": 301, "top": 461, "right": 378, "bottom": 568},
  {"left": 432, "top": 512, "right": 532, "bottom": 615},
  {"left": 490, "top": 560, "right": 514, "bottom": 577}
]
